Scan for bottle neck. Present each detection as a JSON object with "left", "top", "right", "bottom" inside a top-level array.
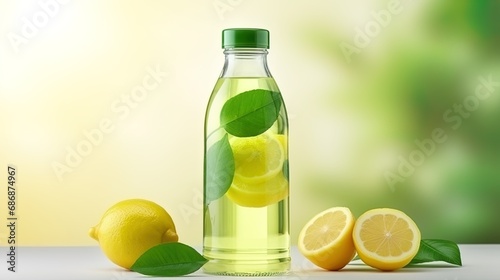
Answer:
[{"left": 220, "top": 48, "right": 272, "bottom": 78}]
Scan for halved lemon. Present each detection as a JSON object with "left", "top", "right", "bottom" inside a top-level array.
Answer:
[
  {"left": 230, "top": 133, "right": 285, "bottom": 184},
  {"left": 298, "top": 207, "right": 356, "bottom": 271},
  {"left": 352, "top": 208, "right": 421, "bottom": 271}
]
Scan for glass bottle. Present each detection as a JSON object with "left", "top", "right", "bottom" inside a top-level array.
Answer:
[{"left": 203, "top": 28, "right": 290, "bottom": 276}]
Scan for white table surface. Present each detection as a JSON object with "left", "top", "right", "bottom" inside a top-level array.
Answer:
[{"left": 1, "top": 245, "right": 499, "bottom": 280}]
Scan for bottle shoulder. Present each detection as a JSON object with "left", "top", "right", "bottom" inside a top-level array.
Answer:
[{"left": 210, "top": 77, "right": 280, "bottom": 97}]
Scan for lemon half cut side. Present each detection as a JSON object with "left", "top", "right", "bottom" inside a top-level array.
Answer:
[
  {"left": 352, "top": 208, "right": 421, "bottom": 271},
  {"left": 298, "top": 207, "right": 356, "bottom": 271}
]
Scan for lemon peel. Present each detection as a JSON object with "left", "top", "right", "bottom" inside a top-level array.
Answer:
[{"left": 90, "top": 199, "right": 178, "bottom": 269}]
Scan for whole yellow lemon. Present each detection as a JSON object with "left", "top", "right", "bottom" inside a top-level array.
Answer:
[{"left": 89, "top": 199, "right": 178, "bottom": 269}]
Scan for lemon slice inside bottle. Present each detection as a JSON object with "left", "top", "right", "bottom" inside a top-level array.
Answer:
[
  {"left": 229, "top": 133, "right": 285, "bottom": 184},
  {"left": 227, "top": 172, "right": 288, "bottom": 207},
  {"left": 227, "top": 133, "right": 287, "bottom": 207}
]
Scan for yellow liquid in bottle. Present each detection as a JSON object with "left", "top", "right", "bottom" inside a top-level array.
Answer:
[{"left": 203, "top": 77, "right": 290, "bottom": 275}]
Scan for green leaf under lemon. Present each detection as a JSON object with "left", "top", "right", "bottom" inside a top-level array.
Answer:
[
  {"left": 131, "top": 242, "right": 207, "bottom": 276},
  {"left": 408, "top": 239, "right": 462, "bottom": 266},
  {"left": 220, "top": 89, "right": 282, "bottom": 137},
  {"left": 205, "top": 134, "right": 234, "bottom": 204},
  {"left": 352, "top": 239, "right": 462, "bottom": 267}
]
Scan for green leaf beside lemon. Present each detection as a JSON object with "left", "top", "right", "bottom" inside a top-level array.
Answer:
[
  {"left": 409, "top": 239, "right": 462, "bottom": 266},
  {"left": 131, "top": 242, "right": 207, "bottom": 277}
]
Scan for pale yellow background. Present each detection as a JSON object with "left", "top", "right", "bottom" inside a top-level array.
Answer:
[
  {"left": 1, "top": 0, "right": 499, "bottom": 246},
  {"left": 1, "top": 0, "right": 355, "bottom": 246}
]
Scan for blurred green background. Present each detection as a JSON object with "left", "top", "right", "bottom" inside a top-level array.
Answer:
[
  {"left": 0, "top": 0, "right": 499, "bottom": 245},
  {"left": 295, "top": 0, "right": 500, "bottom": 243}
]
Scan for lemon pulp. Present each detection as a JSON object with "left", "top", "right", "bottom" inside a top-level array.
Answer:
[
  {"left": 353, "top": 208, "right": 421, "bottom": 271},
  {"left": 297, "top": 207, "right": 356, "bottom": 271}
]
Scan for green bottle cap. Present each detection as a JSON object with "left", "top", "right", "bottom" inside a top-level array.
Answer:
[{"left": 222, "top": 28, "right": 270, "bottom": 49}]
